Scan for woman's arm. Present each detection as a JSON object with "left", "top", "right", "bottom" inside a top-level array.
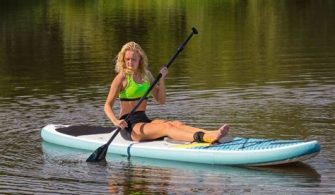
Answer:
[
  {"left": 151, "top": 67, "right": 168, "bottom": 104},
  {"left": 104, "top": 73, "right": 127, "bottom": 128}
]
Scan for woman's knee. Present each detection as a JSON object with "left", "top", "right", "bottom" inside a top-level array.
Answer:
[
  {"left": 149, "top": 120, "right": 184, "bottom": 131},
  {"left": 170, "top": 120, "right": 184, "bottom": 127},
  {"left": 156, "top": 121, "right": 180, "bottom": 131}
]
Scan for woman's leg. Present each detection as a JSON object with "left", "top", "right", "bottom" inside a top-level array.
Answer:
[
  {"left": 151, "top": 119, "right": 211, "bottom": 133},
  {"left": 131, "top": 120, "right": 229, "bottom": 142}
]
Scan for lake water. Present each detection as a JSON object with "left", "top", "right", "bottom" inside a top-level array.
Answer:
[{"left": 1, "top": 0, "right": 334, "bottom": 194}]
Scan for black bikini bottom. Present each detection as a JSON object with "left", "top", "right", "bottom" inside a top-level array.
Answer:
[{"left": 119, "top": 111, "right": 152, "bottom": 141}]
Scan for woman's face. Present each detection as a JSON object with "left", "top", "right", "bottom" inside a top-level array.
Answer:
[{"left": 124, "top": 50, "right": 141, "bottom": 72}]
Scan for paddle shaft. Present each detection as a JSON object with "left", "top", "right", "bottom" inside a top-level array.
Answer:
[{"left": 87, "top": 27, "right": 198, "bottom": 162}]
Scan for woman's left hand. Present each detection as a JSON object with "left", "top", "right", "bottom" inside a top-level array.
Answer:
[{"left": 160, "top": 66, "right": 168, "bottom": 79}]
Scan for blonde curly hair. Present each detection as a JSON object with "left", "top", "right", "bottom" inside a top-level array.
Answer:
[{"left": 115, "top": 42, "right": 152, "bottom": 81}]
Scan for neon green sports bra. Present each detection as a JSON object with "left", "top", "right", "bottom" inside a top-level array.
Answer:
[{"left": 119, "top": 74, "right": 151, "bottom": 101}]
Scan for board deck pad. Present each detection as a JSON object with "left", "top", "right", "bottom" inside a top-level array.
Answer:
[
  {"left": 56, "top": 125, "right": 116, "bottom": 136},
  {"left": 183, "top": 138, "right": 308, "bottom": 151}
]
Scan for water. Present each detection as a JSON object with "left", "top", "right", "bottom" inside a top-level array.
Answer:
[{"left": 1, "top": 0, "right": 335, "bottom": 194}]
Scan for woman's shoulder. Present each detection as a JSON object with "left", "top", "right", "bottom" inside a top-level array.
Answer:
[
  {"left": 111, "top": 72, "right": 128, "bottom": 85},
  {"left": 114, "top": 72, "right": 127, "bottom": 80}
]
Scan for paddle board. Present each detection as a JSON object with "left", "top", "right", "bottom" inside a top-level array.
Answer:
[{"left": 40, "top": 124, "right": 320, "bottom": 166}]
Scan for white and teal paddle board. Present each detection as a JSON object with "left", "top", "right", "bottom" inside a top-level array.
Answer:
[{"left": 41, "top": 124, "right": 320, "bottom": 166}]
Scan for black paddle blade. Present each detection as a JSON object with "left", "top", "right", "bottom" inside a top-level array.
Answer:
[{"left": 86, "top": 144, "right": 108, "bottom": 162}]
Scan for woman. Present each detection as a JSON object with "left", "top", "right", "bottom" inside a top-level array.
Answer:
[{"left": 104, "top": 41, "right": 229, "bottom": 143}]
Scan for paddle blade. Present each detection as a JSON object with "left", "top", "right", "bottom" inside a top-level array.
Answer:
[
  {"left": 86, "top": 128, "right": 120, "bottom": 163},
  {"left": 86, "top": 144, "right": 108, "bottom": 162}
]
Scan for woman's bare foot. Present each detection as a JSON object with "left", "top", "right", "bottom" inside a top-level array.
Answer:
[
  {"left": 216, "top": 124, "right": 230, "bottom": 141},
  {"left": 203, "top": 124, "right": 230, "bottom": 143}
]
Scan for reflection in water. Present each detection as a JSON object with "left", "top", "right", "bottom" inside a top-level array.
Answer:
[{"left": 42, "top": 141, "right": 321, "bottom": 194}]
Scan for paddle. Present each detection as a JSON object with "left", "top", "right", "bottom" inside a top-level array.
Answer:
[{"left": 86, "top": 27, "right": 198, "bottom": 162}]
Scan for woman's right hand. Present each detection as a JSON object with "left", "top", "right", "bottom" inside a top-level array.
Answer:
[{"left": 115, "top": 119, "right": 128, "bottom": 129}]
